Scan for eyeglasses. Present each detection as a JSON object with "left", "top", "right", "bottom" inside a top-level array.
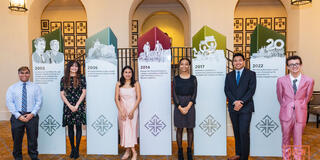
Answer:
[
  {"left": 19, "top": 71, "right": 30, "bottom": 75},
  {"left": 288, "top": 63, "right": 300, "bottom": 67}
]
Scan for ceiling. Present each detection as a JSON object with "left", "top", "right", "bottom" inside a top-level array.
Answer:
[
  {"left": 47, "top": 0, "right": 84, "bottom": 8},
  {"left": 141, "top": 0, "right": 180, "bottom": 5},
  {"left": 238, "top": 0, "right": 282, "bottom": 5}
]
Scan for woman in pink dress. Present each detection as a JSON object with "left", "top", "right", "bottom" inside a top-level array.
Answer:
[{"left": 115, "top": 66, "right": 141, "bottom": 160}]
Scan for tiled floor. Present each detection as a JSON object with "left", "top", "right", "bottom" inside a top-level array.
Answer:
[{"left": 0, "top": 121, "right": 319, "bottom": 160}]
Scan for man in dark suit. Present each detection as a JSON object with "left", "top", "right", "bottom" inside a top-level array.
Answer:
[{"left": 224, "top": 53, "right": 256, "bottom": 160}]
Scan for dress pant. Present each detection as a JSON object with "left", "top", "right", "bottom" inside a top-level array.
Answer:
[
  {"left": 229, "top": 111, "right": 252, "bottom": 160},
  {"left": 280, "top": 111, "right": 306, "bottom": 159},
  {"left": 10, "top": 115, "right": 39, "bottom": 160}
]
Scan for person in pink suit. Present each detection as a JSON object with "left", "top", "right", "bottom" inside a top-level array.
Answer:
[
  {"left": 276, "top": 55, "right": 314, "bottom": 158},
  {"left": 115, "top": 66, "right": 141, "bottom": 160}
]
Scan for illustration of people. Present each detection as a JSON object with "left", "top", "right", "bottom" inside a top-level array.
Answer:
[
  {"left": 143, "top": 42, "right": 151, "bottom": 59},
  {"left": 45, "top": 40, "right": 64, "bottom": 64},
  {"left": 32, "top": 37, "right": 50, "bottom": 64},
  {"left": 155, "top": 40, "right": 163, "bottom": 53}
]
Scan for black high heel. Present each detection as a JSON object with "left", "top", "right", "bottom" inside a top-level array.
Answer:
[
  {"left": 187, "top": 147, "right": 193, "bottom": 160},
  {"left": 178, "top": 147, "right": 184, "bottom": 160}
]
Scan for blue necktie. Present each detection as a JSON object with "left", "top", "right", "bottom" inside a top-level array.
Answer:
[
  {"left": 293, "top": 79, "right": 297, "bottom": 95},
  {"left": 236, "top": 71, "right": 240, "bottom": 86},
  {"left": 21, "top": 82, "right": 27, "bottom": 113}
]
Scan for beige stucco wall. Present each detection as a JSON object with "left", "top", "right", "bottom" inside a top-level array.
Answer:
[
  {"left": 41, "top": 6, "right": 87, "bottom": 21},
  {"left": 0, "top": 0, "right": 319, "bottom": 132}
]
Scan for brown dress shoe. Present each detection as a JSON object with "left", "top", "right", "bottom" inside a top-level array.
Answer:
[{"left": 228, "top": 155, "right": 240, "bottom": 160}]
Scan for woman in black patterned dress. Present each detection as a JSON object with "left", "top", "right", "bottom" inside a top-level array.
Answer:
[
  {"left": 60, "top": 60, "right": 86, "bottom": 159},
  {"left": 173, "top": 58, "right": 197, "bottom": 160}
]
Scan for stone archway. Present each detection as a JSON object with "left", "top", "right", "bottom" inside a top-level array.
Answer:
[{"left": 129, "top": 0, "right": 191, "bottom": 46}]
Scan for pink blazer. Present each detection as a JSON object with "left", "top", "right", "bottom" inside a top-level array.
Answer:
[{"left": 276, "top": 74, "right": 314, "bottom": 123}]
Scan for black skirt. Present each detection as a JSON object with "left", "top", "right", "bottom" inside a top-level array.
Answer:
[{"left": 174, "top": 95, "right": 195, "bottom": 128}]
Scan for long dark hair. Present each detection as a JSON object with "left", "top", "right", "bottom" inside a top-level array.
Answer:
[
  {"left": 119, "top": 66, "right": 136, "bottom": 88},
  {"left": 64, "top": 60, "right": 81, "bottom": 89}
]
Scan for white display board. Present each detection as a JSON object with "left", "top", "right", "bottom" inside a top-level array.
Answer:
[
  {"left": 193, "top": 49, "right": 227, "bottom": 156},
  {"left": 250, "top": 44, "right": 285, "bottom": 157},
  {"left": 138, "top": 44, "right": 172, "bottom": 155},
  {"left": 86, "top": 41, "right": 118, "bottom": 154}
]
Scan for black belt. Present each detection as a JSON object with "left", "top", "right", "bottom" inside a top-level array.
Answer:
[{"left": 19, "top": 111, "right": 31, "bottom": 115}]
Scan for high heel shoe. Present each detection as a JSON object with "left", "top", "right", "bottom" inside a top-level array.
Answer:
[
  {"left": 121, "top": 150, "right": 130, "bottom": 160},
  {"left": 187, "top": 147, "right": 193, "bottom": 160},
  {"left": 131, "top": 151, "right": 137, "bottom": 160},
  {"left": 73, "top": 149, "right": 79, "bottom": 159},
  {"left": 178, "top": 147, "right": 184, "bottom": 160},
  {"left": 69, "top": 149, "right": 75, "bottom": 158}
]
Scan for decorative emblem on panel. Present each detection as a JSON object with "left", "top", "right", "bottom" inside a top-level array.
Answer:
[
  {"left": 144, "top": 114, "right": 167, "bottom": 136},
  {"left": 193, "top": 36, "right": 224, "bottom": 61},
  {"left": 40, "top": 115, "right": 61, "bottom": 136},
  {"left": 251, "top": 38, "right": 285, "bottom": 58},
  {"left": 138, "top": 41, "right": 170, "bottom": 62},
  {"left": 256, "top": 115, "right": 279, "bottom": 138},
  {"left": 193, "top": 36, "right": 217, "bottom": 55},
  {"left": 199, "top": 115, "right": 221, "bottom": 137},
  {"left": 92, "top": 115, "right": 113, "bottom": 136}
]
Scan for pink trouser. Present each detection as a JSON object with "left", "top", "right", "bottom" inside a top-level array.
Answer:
[{"left": 280, "top": 112, "right": 306, "bottom": 159}]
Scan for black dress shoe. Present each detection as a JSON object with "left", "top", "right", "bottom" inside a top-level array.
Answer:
[
  {"left": 178, "top": 147, "right": 184, "bottom": 160},
  {"left": 69, "top": 149, "right": 75, "bottom": 158},
  {"left": 74, "top": 150, "right": 79, "bottom": 159},
  {"left": 187, "top": 147, "right": 193, "bottom": 160}
]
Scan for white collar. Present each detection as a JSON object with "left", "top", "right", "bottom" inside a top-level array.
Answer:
[
  {"left": 289, "top": 73, "right": 301, "bottom": 82},
  {"left": 18, "top": 81, "right": 30, "bottom": 86},
  {"left": 235, "top": 68, "right": 244, "bottom": 73}
]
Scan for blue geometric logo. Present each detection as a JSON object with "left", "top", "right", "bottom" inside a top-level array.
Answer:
[
  {"left": 199, "top": 115, "right": 221, "bottom": 137},
  {"left": 92, "top": 115, "right": 113, "bottom": 136},
  {"left": 144, "top": 114, "right": 166, "bottom": 136},
  {"left": 256, "top": 115, "right": 279, "bottom": 138},
  {"left": 40, "top": 115, "right": 61, "bottom": 136}
]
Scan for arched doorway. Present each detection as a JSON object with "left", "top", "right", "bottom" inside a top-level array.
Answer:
[
  {"left": 141, "top": 11, "right": 184, "bottom": 47},
  {"left": 129, "top": 0, "right": 191, "bottom": 47},
  {"left": 233, "top": 0, "right": 287, "bottom": 58}
]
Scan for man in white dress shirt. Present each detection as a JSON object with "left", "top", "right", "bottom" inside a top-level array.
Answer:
[{"left": 6, "top": 66, "right": 42, "bottom": 160}]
